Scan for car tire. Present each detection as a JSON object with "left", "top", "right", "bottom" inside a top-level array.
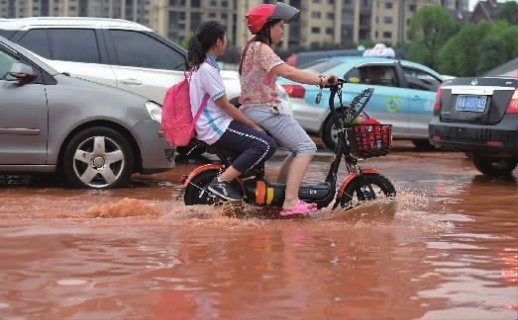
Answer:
[
  {"left": 472, "top": 155, "right": 518, "bottom": 176},
  {"left": 322, "top": 112, "right": 343, "bottom": 151},
  {"left": 62, "top": 126, "right": 134, "bottom": 189}
]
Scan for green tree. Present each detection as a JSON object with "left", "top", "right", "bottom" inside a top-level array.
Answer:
[
  {"left": 496, "top": 1, "right": 518, "bottom": 25},
  {"left": 181, "top": 32, "right": 194, "bottom": 50},
  {"left": 476, "top": 22, "right": 518, "bottom": 75},
  {"left": 358, "top": 39, "right": 375, "bottom": 50},
  {"left": 438, "top": 22, "right": 492, "bottom": 76},
  {"left": 408, "top": 5, "right": 455, "bottom": 70}
]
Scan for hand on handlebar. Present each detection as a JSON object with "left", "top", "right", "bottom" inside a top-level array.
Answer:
[
  {"left": 321, "top": 73, "right": 339, "bottom": 86},
  {"left": 321, "top": 74, "right": 345, "bottom": 87}
]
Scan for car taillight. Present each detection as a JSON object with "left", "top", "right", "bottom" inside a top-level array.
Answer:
[
  {"left": 281, "top": 84, "right": 305, "bottom": 99},
  {"left": 506, "top": 88, "right": 518, "bottom": 114},
  {"left": 433, "top": 83, "right": 444, "bottom": 114},
  {"left": 286, "top": 55, "right": 297, "bottom": 67}
]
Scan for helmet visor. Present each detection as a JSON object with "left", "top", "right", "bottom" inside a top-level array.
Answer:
[{"left": 269, "top": 3, "right": 300, "bottom": 23}]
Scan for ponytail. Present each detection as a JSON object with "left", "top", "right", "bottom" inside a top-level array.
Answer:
[
  {"left": 187, "top": 21, "right": 226, "bottom": 70},
  {"left": 187, "top": 36, "right": 205, "bottom": 69}
]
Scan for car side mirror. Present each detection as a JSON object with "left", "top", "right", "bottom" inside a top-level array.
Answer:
[{"left": 8, "top": 62, "right": 35, "bottom": 80}]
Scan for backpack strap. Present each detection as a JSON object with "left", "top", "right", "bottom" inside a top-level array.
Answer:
[
  {"left": 192, "top": 94, "right": 210, "bottom": 124},
  {"left": 191, "top": 58, "right": 217, "bottom": 125}
]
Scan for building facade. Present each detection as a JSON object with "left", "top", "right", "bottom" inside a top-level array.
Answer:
[
  {"left": 0, "top": 0, "right": 151, "bottom": 25},
  {"left": 0, "top": 0, "right": 470, "bottom": 49},
  {"left": 469, "top": 0, "right": 503, "bottom": 23}
]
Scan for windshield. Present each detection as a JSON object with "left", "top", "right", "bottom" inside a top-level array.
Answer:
[
  {"left": 502, "top": 69, "right": 518, "bottom": 78},
  {"left": 303, "top": 60, "right": 343, "bottom": 74},
  {"left": 483, "top": 58, "right": 518, "bottom": 77}
]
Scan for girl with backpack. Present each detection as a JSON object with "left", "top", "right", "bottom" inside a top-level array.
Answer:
[{"left": 188, "top": 21, "right": 277, "bottom": 202}]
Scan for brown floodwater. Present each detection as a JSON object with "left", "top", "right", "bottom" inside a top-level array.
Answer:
[{"left": 1, "top": 143, "right": 517, "bottom": 320}]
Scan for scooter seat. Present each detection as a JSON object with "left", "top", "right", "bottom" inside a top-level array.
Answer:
[
  {"left": 300, "top": 181, "right": 331, "bottom": 190},
  {"left": 268, "top": 181, "right": 331, "bottom": 190}
]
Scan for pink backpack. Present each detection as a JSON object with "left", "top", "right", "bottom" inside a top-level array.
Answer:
[{"left": 161, "top": 71, "right": 210, "bottom": 147}]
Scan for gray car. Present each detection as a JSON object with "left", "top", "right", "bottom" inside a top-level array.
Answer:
[
  {"left": 0, "top": 36, "right": 175, "bottom": 189},
  {"left": 429, "top": 72, "right": 518, "bottom": 176}
]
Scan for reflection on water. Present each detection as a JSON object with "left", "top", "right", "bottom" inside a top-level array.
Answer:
[{"left": 0, "top": 149, "right": 517, "bottom": 319}]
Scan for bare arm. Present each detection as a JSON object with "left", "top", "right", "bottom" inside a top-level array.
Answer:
[
  {"left": 214, "top": 95, "right": 265, "bottom": 133},
  {"left": 261, "top": 44, "right": 337, "bottom": 86}
]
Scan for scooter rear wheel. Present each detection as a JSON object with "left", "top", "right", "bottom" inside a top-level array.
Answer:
[
  {"left": 340, "top": 173, "right": 396, "bottom": 210},
  {"left": 184, "top": 169, "right": 219, "bottom": 205},
  {"left": 183, "top": 169, "right": 243, "bottom": 206}
]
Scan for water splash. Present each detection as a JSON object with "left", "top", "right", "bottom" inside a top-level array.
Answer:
[
  {"left": 86, "top": 198, "right": 164, "bottom": 218},
  {"left": 50, "top": 182, "right": 456, "bottom": 237}
]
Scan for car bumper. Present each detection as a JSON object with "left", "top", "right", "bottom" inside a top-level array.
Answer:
[
  {"left": 131, "top": 120, "right": 176, "bottom": 173},
  {"left": 429, "top": 115, "right": 518, "bottom": 157}
]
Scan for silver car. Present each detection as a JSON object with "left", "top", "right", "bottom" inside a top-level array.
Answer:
[
  {"left": 0, "top": 17, "right": 292, "bottom": 157},
  {"left": 0, "top": 36, "right": 175, "bottom": 189}
]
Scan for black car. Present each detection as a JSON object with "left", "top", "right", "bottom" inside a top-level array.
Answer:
[{"left": 429, "top": 73, "right": 518, "bottom": 176}]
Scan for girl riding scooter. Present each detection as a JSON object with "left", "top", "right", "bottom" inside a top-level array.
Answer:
[
  {"left": 188, "top": 21, "right": 277, "bottom": 202},
  {"left": 239, "top": 3, "right": 338, "bottom": 216}
]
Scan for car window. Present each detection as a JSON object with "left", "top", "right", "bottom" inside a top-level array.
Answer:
[
  {"left": 345, "top": 68, "right": 361, "bottom": 82},
  {"left": 0, "top": 48, "right": 18, "bottom": 80},
  {"left": 18, "top": 29, "right": 101, "bottom": 64},
  {"left": 0, "top": 30, "right": 15, "bottom": 39},
  {"left": 352, "top": 66, "right": 398, "bottom": 87},
  {"left": 109, "top": 30, "right": 185, "bottom": 70},
  {"left": 402, "top": 66, "right": 442, "bottom": 91},
  {"left": 16, "top": 29, "right": 51, "bottom": 58}
]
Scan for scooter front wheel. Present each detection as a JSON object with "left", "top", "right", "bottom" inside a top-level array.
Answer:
[
  {"left": 339, "top": 173, "right": 396, "bottom": 210},
  {"left": 184, "top": 169, "right": 219, "bottom": 205}
]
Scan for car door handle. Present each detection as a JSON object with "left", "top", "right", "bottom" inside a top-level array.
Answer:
[
  {"left": 412, "top": 95, "right": 420, "bottom": 100},
  {"left": 120, "top": 78, "right": 143, "bottom": 85}
]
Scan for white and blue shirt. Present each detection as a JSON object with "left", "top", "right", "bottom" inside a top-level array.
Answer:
[{"left": 189, "top": 54, "right": 232, "bottom": 145}]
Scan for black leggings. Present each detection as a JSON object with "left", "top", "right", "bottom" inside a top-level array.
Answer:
[{"left": 212, "top": 121, "right": 277, "bottom": 175}]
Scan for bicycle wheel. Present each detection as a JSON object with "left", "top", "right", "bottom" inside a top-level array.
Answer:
[{"left": 340, "top": 173, "right": 396, "bottom": 210}]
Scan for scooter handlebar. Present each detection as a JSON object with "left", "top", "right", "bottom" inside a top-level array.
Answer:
[{"left": 327, "top": 77, "right": 346, "bottom": 86}]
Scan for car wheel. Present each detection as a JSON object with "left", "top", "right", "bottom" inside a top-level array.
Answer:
[
  {"left": 322, "top": 112, "right": 343, "bottom": 151},
  {"left": 62, "top": 126, "right": 134, "bottom": 189},
  {"left": 472, "top": 155, "right": 518, "bottom": 176}
]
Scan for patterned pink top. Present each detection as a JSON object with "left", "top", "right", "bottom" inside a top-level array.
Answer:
[{"left": 239, "top": 41, "right": 284, "bottom": 108}]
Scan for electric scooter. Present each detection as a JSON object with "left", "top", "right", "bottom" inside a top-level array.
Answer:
[{"left": 179, "top": 78, "right": 396, "bottom": 211}]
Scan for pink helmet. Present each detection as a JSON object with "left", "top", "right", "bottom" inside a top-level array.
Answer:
[{"left": 245, "top": 2, "right": 300, "bottom": 34}]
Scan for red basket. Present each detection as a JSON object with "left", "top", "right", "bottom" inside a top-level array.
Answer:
[{"left": 347, "top": 124, "right": 392, "bottom": 158}]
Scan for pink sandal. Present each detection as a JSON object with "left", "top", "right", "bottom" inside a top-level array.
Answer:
[{"left": 280, "top": 200, "right": 317, "bottom": 216}]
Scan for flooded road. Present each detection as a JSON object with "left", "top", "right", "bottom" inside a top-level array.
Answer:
[{"left": 1, "top": 142, "right": 517, "bottom": 320}]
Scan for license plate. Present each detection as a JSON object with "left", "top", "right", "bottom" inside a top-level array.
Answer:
[{"left": 455, "top": 95, "right": 487, "bottom": 112}]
